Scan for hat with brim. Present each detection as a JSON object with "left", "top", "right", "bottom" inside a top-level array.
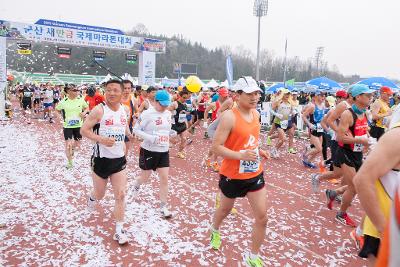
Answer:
[
  {"left": 155, "top": 90, "right": 171, "bottom": 106},
  {"left": 351, "top": 84, "right": 375, "bottom": 97},
  {"left": 232, "top": 76, "right": 262, "bottom": 93}
]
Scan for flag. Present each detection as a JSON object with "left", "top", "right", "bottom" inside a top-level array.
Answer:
[
  {"left": 226, "top": 55, "right": 233, "bottom": 87},
  {"left": 286, "top": 79, "right": 295, "bottom": 86}
]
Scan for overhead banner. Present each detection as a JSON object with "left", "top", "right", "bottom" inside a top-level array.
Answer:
[
  {"left": 226, "top": 55, "right": 233, "bottom": 87},
  {"left": 0, "top": 19, "right": 166, "bottom": 52}
]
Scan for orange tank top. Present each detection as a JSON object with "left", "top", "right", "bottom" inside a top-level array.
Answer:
[
  {"left": 122, "top": 95, "right": 134, "bottom": 126},
  {"left": 220, "top": 108, "right": 263, "bottom": 180}
]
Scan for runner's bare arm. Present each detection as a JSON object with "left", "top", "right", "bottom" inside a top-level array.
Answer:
[
  {"left": 301, "top": 104, "right": 314, "bottom": 128},
  {"left": 321, "top": 109, "right": 332, "bottom": 132},
  {"left": 326, "top": 101, "right": 346, "bottom": 132},
  {"left": 204, "top": 102, "right": 215, "bottom": 120},
  {"left": 370, "top": 100, "right": 382, "bottom": 120},
  {"left": 218, "top": 98, "right": 233, "bottom": 116},
  {"left": 80, "top": 105, "right": 104, "bottom": 143},
  {"left": 354, "top": 128, "right": 400, "bottom": 233}
]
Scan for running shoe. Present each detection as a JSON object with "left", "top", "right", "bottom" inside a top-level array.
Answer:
[
  {"left": 325, "top": 189, "right": 336, "bottom": 210},
  {"left": 311, "top": 174, "right": 320, "bottom": 193},
  {"left": 186, "top": 139, "right": 193, "bottom": 145},
  {"left": 270, "top": 148, "right": 279, "bottom": 159},
  {"left": 302, "top": 159, "right": 317, "bottom": 169},
  {"left": 319, "top": 161, "right": 327, "bottom": 173},
  {"left": 66, "top": 160, "right": 73, "bottom": 169},
  {"left": 204, "top": 132, "right": 209, "bottom": 139},
  {"left": 49, "top": 118, "right": 54, "bottom": 123},
  {"left": 350, "top": 229, "right": 364, "bottom": 250},
  {"left": 244, "top": 253, "right": 264, "bottom": 267},
  {"left": 202, "top": 158, "right": 212, "bottom": 168},
  {"left": 288, "top": 147, "right": 297, "bottom": 154},
  {"left": 161, "top": 206, "right": 172, "bottom": 219},
  {"left": 335, "top": 212, "right": 357, "bottom": 227},
  {"left": 335, "top": 194, "right": 343, "bottom": 204},
  {"left": 266, "top": 136, "right": 272, "bottom": 146},
  {"left": 113, "top": 229, "right": 129, "bottom": 245},
  {"left": 211, "top": 162, "right": 220, "bottom": 172},
  {"left": 87, "top": 197, "right": 96, "bottom": 212},
  {"left": 210, "top": 230, "right": 221, "bottom": 250},
  {"left": 177, "top": 152, "right": 185, "bottom": 159}
]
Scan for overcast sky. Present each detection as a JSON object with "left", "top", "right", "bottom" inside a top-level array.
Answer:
[{"left": 1, "top": 0, "right": 399, "bottom": 79}]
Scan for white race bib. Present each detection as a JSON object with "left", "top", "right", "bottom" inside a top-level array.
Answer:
[
  {"left": 156, "top": 130, "right": 170, "bottom": 147},
  {"left": 102, "top": 127, "right": 125, "bottom": 143},
  {"left": 280, "top": 120, "right": 288, "bottom": 130},
  {"left": 316, "top": 123, "right": 324, "bottom": 132},
  {"left": 353, "top": 134, "right": 367, "bottom": 152},
  {"left": 239, "top": 148, "right": 260, "bottom": 174},
  {"left": 67, "top": 117, "right": 80, "bottom": 127},
  {"left": 178, "top": 113, "right": 187, "bottom": 123}
]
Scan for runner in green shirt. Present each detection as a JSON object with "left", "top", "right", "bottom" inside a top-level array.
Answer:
[{"left": 56, "top": 84, "right": 89, "bottom": 169}]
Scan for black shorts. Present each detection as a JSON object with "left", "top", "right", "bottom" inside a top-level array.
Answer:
[
  {"left": 330, "top": 140, "right": 339, "bottom": 163},
  {"left": 291, "top": 114, "right": 298, "bottom": 125},
  {"left": 369, "top": 126, "right": 385, "bottom": 140},
  {"left": 172, "top": 123, "right": 187, "bottom": 135},
  {"left": 139, "top": 147, "right": 170, "bottom": 171},
  {"left": 191, "top": 110, "right": 198, "bottom": 122},
  {"left": 274, "top": 123, "right": 293, "bottom": 132},
  {"left": 335, "top": 147, "right": 363, "bottom": 171},
  {"left": 219, "top": 172, "right": 265, "bottom": 199},
  {"left": 22, "top": 100, "right": 32, "bottom": 110},
  {"left": 310, "top": 129, "right": 324, "bottom": 137},
  {"left": 33, "top": 98, "right": 40, "bottom": 104},
  {"left": 359, "top": 235, "right": 380, "bottom": 258},
  {"left": 53, "top": 99, "right": 60, "bottom": 104},
  {"left": 91, "top": 156, "right": 127, "bottom": 179},
  {"left": 63, "top": 128, "right": 82, "bottom": 141},
  {"left": 197, "top": 111, "right": 205, "bottom": 120}
]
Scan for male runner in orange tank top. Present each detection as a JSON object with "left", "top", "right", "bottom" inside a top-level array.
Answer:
[{"left": 210, "top": 77, "right": 269, "bottom": 266}]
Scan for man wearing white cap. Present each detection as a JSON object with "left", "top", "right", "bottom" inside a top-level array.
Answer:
[{"left": 210, "top": 76, "right": 269, "bottom": 267}]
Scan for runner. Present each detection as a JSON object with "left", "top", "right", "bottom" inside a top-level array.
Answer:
[
  {"left": 170, "top": 88, "right": 191, "bottom": 159},
  {"left": 132, "top": 90, "right": 175, "bottom": 219},
  {"left": 55, "top": 84, "right": 89, "bottom": 169},
  {"left": 121, "top": 80, "right": 138, "bottom": 157},
  {"left": 138, "top": 86, "right": 156, "bottom": 113},
  {"left": 33, "top": 86, "right": 42, "bottom": 114},
  {"left": 354, "top": 105, "right": 400, "bottom": 265},
  {"left": 312, "top": 90, "right": 348, "bottom": 197},
  {"left": 20, "top": 85, "right": 34, "bottom": 124},
  {"left": 80, "top": 79, "right": 131, "bottom": 245},
  {"left": 210, "top": 76, "right": 269, "bottom": 266},
  {"left": 270, "top": 89, "right": 296, "bottom": 158},
  {"left": 369, "top": 86, "right": 394, "bottom": 140},
  {"left": 84, "top": 85, "right": 105, "bottom": 111},
  {"left": 43, "top": 86, "right": 54, "bottom": 123},
  {"left": 335, "top": 84, "right": 374, "bottom": 227},
  {"left": 301, "top": 91, "right": 327, "bottom": 168}
]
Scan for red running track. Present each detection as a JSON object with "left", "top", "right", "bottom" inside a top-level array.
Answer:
[{"left": 0, "top": 110, "right": 366, "bottom": 266}]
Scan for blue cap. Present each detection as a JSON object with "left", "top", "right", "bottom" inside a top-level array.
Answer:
[
  {"left": 155, "top": 90, "right": 171, "bottom": 106},
  {"left": 212, "top": 94, "right": 219, "bottom": 102},
  {"left": 350, "top": 84, "right": 375, "bottom": 97}
]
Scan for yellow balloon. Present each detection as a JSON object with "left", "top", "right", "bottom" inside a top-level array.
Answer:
[{"left": 185, "top": 75, "right": 202, "bottom": 93}]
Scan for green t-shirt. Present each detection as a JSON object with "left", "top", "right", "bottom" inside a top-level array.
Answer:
[{"left": 56, "top": 97, "right": 88, "bottom": 128}]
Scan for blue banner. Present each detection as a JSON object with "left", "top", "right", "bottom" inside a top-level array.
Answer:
[
  {"left": 35, "top": 19, "right": 125, "bottom": 35},
  {"left": 226, "top": 55, "right": 233, "bottom": 87}
]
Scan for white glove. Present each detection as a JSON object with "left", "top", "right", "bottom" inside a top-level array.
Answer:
[{"left": 203, "top": 122, "right": 208, "bottom": 129}]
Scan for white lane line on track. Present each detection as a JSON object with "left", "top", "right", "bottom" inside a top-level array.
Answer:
[
  {"left": 171, "top": 177, "right": 327, "bottom": 262},
  {"left": 268, "top": 182, "right": 321, "bottom": 204}
]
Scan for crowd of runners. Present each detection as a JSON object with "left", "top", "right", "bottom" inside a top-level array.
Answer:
[{"left": 6, "top": 77, "right": 400, "bottom": 267}]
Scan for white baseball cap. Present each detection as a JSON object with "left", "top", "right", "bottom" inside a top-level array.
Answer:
[{"left": 232, "top": 76, "right": 262, "bottom": 93}]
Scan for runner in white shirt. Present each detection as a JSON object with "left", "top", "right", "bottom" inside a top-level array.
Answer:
[
  {"left": 132, "top": 90, "right": 176, "bottom": 219},
  {"left": 43, "top": 87, "right": 54, "bottom": 123},
  {"left": 80, "top": 79, "right": 132, "bottom": 245}
]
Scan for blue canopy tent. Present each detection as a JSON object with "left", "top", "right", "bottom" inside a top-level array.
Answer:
[
  {"left": 305, "top": 77, "right": 343, "bottom": 92},
  {"left": 267, "top": 83, "right": 295, "bottom": 94},
  {"left": 356, "top": 77, "right": 399, "bottom": 91}
]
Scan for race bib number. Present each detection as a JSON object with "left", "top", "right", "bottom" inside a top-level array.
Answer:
[
  {"left": 353, "top": 135, "right": 367, "bottom": 152},
  {"left": 280, "top": 120, "right": 288, "bottom": 129},
  {"left": 156, "top": 130, "right": 170, "bottom": 146},
  {"left": 67, "top": 117, "right": 80, "bottom": 127},
  {"left": 239, "top": 148, "right": 260, "bottom": 174},
  {"left": 102, "top": 127, "right": 125, "bottom": 143},
  {"left": 316, "top": 123, "right": 324, "bottom": 132},
  {"left": 178, "top": 113, "right": 187, "bottom": 123}
]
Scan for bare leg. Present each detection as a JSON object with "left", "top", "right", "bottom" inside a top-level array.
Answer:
[{"left": 247, "top": 186, "right": 268, "bottom": 254}]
